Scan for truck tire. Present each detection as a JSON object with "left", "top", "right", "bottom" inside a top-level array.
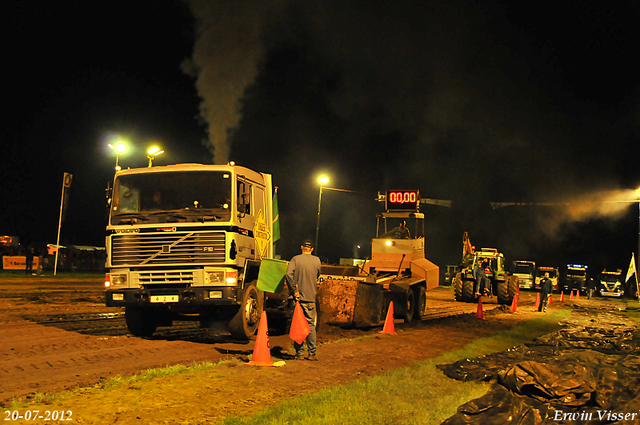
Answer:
[
  {"left": 413, "top": 285, "right": 427, "bottom": 320},
  {"left": 229, "top": 282, "right": 263, "bottom": 339},
  {"left": 403, "top": 289, "right": 415, "bottom": 322},
  {"left": 454, "top": 274, "right": 463, "bottom": 301},
  {"left": 125, "top": 307, "right": 158, "bottom": 337},
  {"left": 461, "top": 279, "right": 474, "bottom": 302}
]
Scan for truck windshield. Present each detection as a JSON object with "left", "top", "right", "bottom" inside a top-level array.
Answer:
[
  {"left": 514, "top": 264, "right": 534, "bottom": 274},
  {"left": 110, "top": 171, "right": 232, "bottom": 224},
  {"left": 537, "top": 269, "right": 557, "bottom": 278},
  {"left": 600, "top": 274, "right": 621, "bottom": 283}
]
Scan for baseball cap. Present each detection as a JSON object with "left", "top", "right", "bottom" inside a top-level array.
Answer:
[{"left": 302, "top": 239, "right": 314, "bottom": 248}]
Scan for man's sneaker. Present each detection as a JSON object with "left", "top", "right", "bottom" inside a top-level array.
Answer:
[
  {"left": 294, "top": 354, "right": 305, "bottom": 360},
  {"left": 307, "top": 354, "right": 318, "bottom": 361}
]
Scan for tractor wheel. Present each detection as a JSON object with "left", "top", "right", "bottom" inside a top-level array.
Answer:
[
  {"left": 509, "top": 276, "right": 519, "bottom": 299},
  {"left": 228, "top": 282, "right": 263, "bottom": 339},
  {"left": 413, "top": 285, "right": 427, "bottom": 320},
  {"left": 125, "top": 307, "right": 158, "bottom": 337},
  {"left": 453, "top": 273, "right": 464, "bottom": 301},
  {"left": 496, "top": 279, "right": 509, "bottom": 305},
  {"left": 461, "top": 279, "right": 475, "bottom": 302},
  {"left": 497, "top": 276, "right": 519, "bottom": 305},
  {"left": 403, "top": 289, "right": 415, "bottom": 322}
]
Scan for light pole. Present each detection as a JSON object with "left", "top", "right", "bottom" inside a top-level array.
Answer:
[
  {"left": 315, "top": 176, "right": 330, "bottom": 254},
  {"left": 147, "top": 146, "right": 164, "bottom": 167},
  {"left": 108, "top": 142, "right": 128, "bottom": 171}
]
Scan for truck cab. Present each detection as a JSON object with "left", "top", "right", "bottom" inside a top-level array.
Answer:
[
  {"left": 535, "top": 266, "right": 559, "bottom": 292},
  {"left": 104, "top": 163, "right": 275, "bottom": 339},
  {"left": 512, "top": 260, "right": 536, "bottom": 290},
  {"left": 599, "top": 269, "right": 624, "bottom": 298},
  {"left": 563, "top": 264, "right": 588, "bottom": 294}
]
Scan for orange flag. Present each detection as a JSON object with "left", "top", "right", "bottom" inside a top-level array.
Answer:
[{"left": 289, "top": 301, "right": 310, "bottom": 344}]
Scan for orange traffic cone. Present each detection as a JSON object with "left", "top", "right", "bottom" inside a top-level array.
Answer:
[
  {"left": 476, "top": 296, "right": 485, "bottom": 319},
  {"left": 576, "top": 290, "right": 580, "bottom": 300},
  {"left": 534, "top": 293, "right": 540, "bottom": 309},
  {"left": 510, "top": 294, "right": 518, "bottom": 313},
  {"left": 247, "top": 311, "right": 273, "bottom": 367},
  {"left": 379, "top": 301, "right": 396, "bottom": 335},
  {"left": 569, "top": 290, "right": 574, "bottom": 300},
  {"left": 548, "top": 294, "right": 553, "bottom": 306},
  {"left": 560, "top": 291, "right": 565, "bottom": 302}
]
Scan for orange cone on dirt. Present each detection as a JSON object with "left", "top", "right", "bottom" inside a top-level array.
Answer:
[
  {"left": 476, "top": 296, "right": 485, "bottom": 319},
  {"left": 560, "top": 291, "right": 565, "bottom": 302},
  {"left": 510, "top": 294, "right": 518, "bottom": 313},
  {"left": 248, "top": 311, "right": 273, "bottom": 367},
  {"left": 548, "top": 295, "right": 552, "bottom": 306},
  {"left": 576, "top": 290, "right": 580, "bottom": 300},
  {"left": 379, "top": 301, "right": 396, "bottom": 335},
  {"left": 569, "top": 290, "right": 574, "bottom": 300},
  {"left": 534, "top": 293, "right": 540, "bottom": 309}
]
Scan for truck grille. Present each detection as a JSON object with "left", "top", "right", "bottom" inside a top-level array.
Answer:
[
  {"left": 111, "top": 231, "right": 226, "bottom": 266},
  {"left": 133, "top": 270, "right": 200, "bottom": 287}
]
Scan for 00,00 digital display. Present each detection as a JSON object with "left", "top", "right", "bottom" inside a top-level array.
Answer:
[{"left": 386, "top": 190, "right": 419, "bottom": 210}]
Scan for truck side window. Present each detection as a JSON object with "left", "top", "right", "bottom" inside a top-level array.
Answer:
[{"left": 237, "top": 181, "right": 251, "bottom": 215}]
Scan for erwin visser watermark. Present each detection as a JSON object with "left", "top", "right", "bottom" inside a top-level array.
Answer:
[{"left": 552, "top": 410, "right": 638, "bottom": 422}]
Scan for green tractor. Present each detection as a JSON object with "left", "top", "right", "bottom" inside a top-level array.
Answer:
[{"left": 453, "top": 233, "right": 518, "bottom": 305}]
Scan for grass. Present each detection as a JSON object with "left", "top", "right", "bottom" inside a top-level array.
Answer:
[{"left": 220, "top": 309, "right": 571, "bottom": 425}]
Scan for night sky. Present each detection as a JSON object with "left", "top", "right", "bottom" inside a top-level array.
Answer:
[{"left": 3, "top": 0, "right": 640, "bottom": 275}]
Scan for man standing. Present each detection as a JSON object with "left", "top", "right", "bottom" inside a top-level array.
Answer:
[
  {"left": 539, "top": 272, "right": 553, "bottom": 312},
  {"left": 286, "top": 239, "right": 321, "bottom": 361},
  {"left": 473, "top": 260, "right": 490, "bottom": 296}
]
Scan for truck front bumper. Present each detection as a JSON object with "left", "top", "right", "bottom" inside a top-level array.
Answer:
[{"left": 106, "top": 287, "right": 239, "bottom": 307}]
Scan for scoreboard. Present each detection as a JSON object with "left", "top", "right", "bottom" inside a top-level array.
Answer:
[{"left": 385, "top": 190, "right": 419, "bottom": 211}]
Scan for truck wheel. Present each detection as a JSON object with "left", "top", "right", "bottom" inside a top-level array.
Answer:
[
  {"left": 462, "top": 279, "right": 474, "bottom": 302},
  {"left": 125, "top": 307, "right": 158, "bottom": 337},
  {"left": 403, "top": 289, "right": 415, "bottom": 322},
  {"left": 413, "top": 285, "right": 427, "bottom": 320},
  {"left": 229, "top": 282, "right": 263, "bottom": 339},
  {"left": 454, "top": 274, "right": 463, "bottom": 301}
]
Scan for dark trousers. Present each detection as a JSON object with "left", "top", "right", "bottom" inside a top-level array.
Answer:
[
  {"left": 294, "top": 302, "right": 317, "bottom": 356},
  {"left": 538, "top": 292, "right": 549, "bottom": 311}
]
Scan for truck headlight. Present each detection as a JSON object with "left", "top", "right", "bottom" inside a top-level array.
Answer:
[
  {"left": 205, "top": 271, "right": 225, "bottom": 285},
  {"left": 109, "top": 274, "right": 127, "bottom": 288}
]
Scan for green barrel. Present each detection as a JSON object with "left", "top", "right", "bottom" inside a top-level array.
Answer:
[{"left": 257, "top": 258, "right": 289, "bottom": 294}]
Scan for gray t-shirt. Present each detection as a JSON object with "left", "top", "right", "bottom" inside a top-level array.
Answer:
[{"left": 286, "top": 253, "right": 321, "bottom": 302}]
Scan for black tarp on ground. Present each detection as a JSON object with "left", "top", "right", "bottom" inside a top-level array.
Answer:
[{"left": 438, "top": 306, "right": 640, "bottom": 424}]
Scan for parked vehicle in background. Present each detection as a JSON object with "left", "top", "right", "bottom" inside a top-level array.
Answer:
[
  {"left": 599, "top": 269, "right": 624, "bottom": 298},
  {"left": 443, "top": 264, "right": 459, "bottom": 286},
  {"left": 512, "top": 260, "right": 536, "bottom": 290},
  {"left": 563, "top": 264, "right": 588, "bottom": 294},
  {"left": 535, "top": 266, "right": 559, "bottom": 292}
]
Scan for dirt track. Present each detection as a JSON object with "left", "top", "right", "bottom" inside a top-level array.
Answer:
[
  {"left": 0, "top": 277, "right": 513, "bottom": 405},
  {"left": 1, "top": 275, "right": 609, "bottom": 422}
]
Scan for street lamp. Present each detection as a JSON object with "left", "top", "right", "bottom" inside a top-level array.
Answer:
[
  {"left": 108, "top": 142, "right": 128, "bottom": 171},
  {"left": 147, "top": 146, "right": 164, "bottom": 167},
  {"left": 315, "top": 175, "right": 330, "bottom": 254}
]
